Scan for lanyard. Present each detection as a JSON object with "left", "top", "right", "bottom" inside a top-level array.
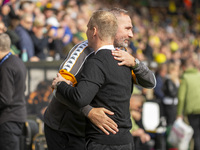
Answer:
[{"left": 0, "top": 52, "right": 12, "bottom": 66}]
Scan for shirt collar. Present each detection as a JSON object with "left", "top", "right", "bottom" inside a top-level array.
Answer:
[
  {"left": 0, "top": 52, "right": 12, "bottom": 66},
  {"left": 95, "top": 45, "right": 115, "bottom": 54}
]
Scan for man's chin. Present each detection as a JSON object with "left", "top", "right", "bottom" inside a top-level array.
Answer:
[
  {"left": 122, "top": 43, "right": 128, "bottom": 48},
  {"left": 114, "top": 41, "right": 128, "bottom": 48}
]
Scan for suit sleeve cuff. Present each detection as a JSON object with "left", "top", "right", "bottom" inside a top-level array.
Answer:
[{"left": 80, "top": 105, "right": 93, "bottom": 117}]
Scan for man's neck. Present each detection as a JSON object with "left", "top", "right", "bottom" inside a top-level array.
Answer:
[
  {"left": 0, "top": 51, "right": 10, "bottom": 60},
  {"left": 93, "top": 39, "right": 114, "bottom": 52}
]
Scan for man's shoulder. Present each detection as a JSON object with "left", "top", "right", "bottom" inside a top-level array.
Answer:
[
  {"left": 10, "top": 55, "right": 26, "bottom": 68},
  {"left": 73, "top": 40, "right": 89, "bottom": 50},
  {"left": 67, "top": 40, "right": 90, "bottom": 56},
  {"left": 77, "top": 40, "right": 88, "bottom": 48},
  {"left": 59, "top": 40, "right": 93, "bottom": 73},
  {"left": 5, "top": 54, "right": 21, "bottom": 63},
  {"left": 1, "top": 55, "right": 25, "bottom": 72},
  {"left": 15, "top": 25, "right": 25, "bottom": 32},
  {"left": 88, "top": 49, "right": 114, "bottom": 66},
  {"left": 95, "top": 49, "right": 113, "bottom": 60}
]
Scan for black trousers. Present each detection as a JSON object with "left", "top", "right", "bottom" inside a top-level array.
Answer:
[
  {"left": 86, "top": 140, "right": 135, "bottom": 150},
  {"left": 0, "top": 121, "right": 24, "bottom": 150},
  {"left": 163, "top": 104, "right": 177, "bottom": 126},
  {"left": 188, "top": 114, "right": 200, "bottom": 150},
  {"left": 133, "top": 136, "right": 153, "bottom": 150},
  {"left": 44, "top": 123, "right": 85, "bottom": 150}
]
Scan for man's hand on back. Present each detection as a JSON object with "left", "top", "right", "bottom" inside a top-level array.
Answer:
[{"left": 87, "top": 108, "right": 119, "bottom": 135}]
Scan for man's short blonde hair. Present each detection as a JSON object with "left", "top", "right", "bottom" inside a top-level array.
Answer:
[
  {"left": 87, "top": 10, "right": 118, "bottom": 41},
  {"left": 0, "top": 33, "right": 11, "bottom": 52},
  {"left": 109, "top": 7, "right": 129, "bottom": 17}
]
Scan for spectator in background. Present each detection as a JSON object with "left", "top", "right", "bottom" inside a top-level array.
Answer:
[
  {"left": 154, "top": 63, "right": 168, "bottom": 117},
  {"left": 160, "top": 42, "right": 171, "bottom": 61},
  {"left": 8, "top": 16, "right": 21, "bottom": 55},
  {"left": 163, "top": 61, "right": 180, "bottom": 126},
  {"left": 26, "top": 80, "right": 52, "bottom": 121},
  {"left": 65, "top": 0, "right": 79, "bottom": 20},
  {"left": 75, "top": 17, "right": 87, "bottom": 41},
  {"left": 60, "top": 13, "right": 73, "bottom": 46},
  {"left": 18, "top": 1, "right": 35, "bottom": 17},
  {"left": 0, "top": 20, "right": 20, "bottom": 55},
  {"left": 162, "top": 61, "right": 180, "bottom": 150},
  {"left": 177, "top": 58, "right": 200, "bottom": 150},
  {"left": 0, "top": 33, "right": 27, "bottom": 150},
  {"left": 59, "top": 12, "right": 74, "bottom": 54},
  {"left": 130, "top": 94, "right": 151, "bottom": 150},
  {"left": 142, "top": 39, "right": 154, "bottom": 62},
  {"left": 45, "top": 16, "right": 65, "bottom": 59},
  {"left": 0, "top": 3, "right": 11, "bottom": 27},
  {"left": 30, "top": 17, "right": 49, "bottom": 60},
  {"left": 43, "top": 2, "right": 57, "bottom": 20},
  {"left": 0, "top": 20, "right": 7, "bottom": 33},
  {"left": 15, "top": 13, "right": 39, "bottom": 61},
  {"left": 7, "top": 0, "right": 20, "bottom": 19}
]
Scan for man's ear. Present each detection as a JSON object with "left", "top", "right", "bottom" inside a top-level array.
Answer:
[{"left": 93, "top": 27, "right": 97, "bottom": 37}]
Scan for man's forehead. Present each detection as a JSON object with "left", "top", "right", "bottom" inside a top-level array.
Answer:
[
  {"left": 117, "top": 14, "right": 130, "bottom": 19},
  {"left": 117, "top": 15, "right": 131, "bottom": 22},
  {"left": 117, "top": 16, "right": 132, "bottom": 27}
]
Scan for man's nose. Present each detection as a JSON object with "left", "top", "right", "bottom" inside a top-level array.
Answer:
[{"left": 128, "top": 30, "right": 133, "bottom": 38}]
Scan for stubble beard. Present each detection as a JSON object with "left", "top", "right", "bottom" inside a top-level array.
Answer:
[{"left": 114, "top": 39, "right": 129, "bottom": 48}]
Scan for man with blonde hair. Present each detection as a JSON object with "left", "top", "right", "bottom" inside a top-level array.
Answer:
[
  {"left": 0, "top": 33, "right": 27, "bottom": 150},
  {"left": 52, "top": 10, "right": 134, "bottom": 150}
]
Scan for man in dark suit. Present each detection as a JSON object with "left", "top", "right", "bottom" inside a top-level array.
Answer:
[{"left": 0, "top": 33, "right": 27, "bottom": 150}]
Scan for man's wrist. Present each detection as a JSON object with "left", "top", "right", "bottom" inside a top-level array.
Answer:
[
  {"left": 81, "top": 105, "right": 93, "bottom": 117},
  {"left": 132, "top": 58, "right": 140, "bottom": 69},
  {"left": 55, "top": 81, "right": 62, "bottom": 90}
]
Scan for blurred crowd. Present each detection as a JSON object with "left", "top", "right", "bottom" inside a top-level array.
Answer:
[
  {"left": 1, "top": 0, "right": 200, "bottom": 149},
  {"left": 0, "top": 0, "right": 199, "bottom": 66}
]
